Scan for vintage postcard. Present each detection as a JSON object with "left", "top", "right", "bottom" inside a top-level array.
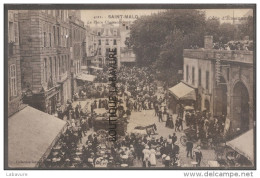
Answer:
[{"left": 5, "top": 4, "right": 256, "bottom": 170}]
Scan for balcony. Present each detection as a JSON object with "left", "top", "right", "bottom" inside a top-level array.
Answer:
[{"left": 183, "top": 49, "right": 253, "bottom": 64}]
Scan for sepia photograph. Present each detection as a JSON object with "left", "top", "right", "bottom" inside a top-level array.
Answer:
[{"left": 4, "top": 4, "right": 256, "bottom": 170}]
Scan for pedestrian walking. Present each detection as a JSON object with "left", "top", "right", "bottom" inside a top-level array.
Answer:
[{"left": 186, "top": 140, "right": 193, "bottom": 159}]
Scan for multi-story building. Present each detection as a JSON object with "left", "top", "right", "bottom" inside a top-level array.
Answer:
[
  {"left": 85, "top": 26, "right": 97, "bottom": 66},
  {"left": 19, "top": 10, "right": 72, "bottom": 114},
  {"left": 68, "top": 10, "right": 86, "bottom": 94},
  {"left": 7, "top": 10, "right": 68, "bottom": 168},
  {"left": 170, "top": 36, "right": 254, "bottom": 137},
  {"left": 91, "top": 23, "right": 121, "bottom": 68},
  {"left": 7, "top": 10, "right": 22, "bottom": 117}
]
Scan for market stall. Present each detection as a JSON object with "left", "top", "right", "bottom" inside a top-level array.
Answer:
[{"left": 8, "top": 106, "right": 67, "bottom": 168}]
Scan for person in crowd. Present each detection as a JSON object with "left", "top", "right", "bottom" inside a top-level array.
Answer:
[
  {"left": 194, "top": 146, "right": 203, "bottom": 167},
  {"left": 186, "top": 140, "right": 193, "bottom": 159}
]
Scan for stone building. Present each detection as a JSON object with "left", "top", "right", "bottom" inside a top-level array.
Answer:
[
  {"left": 85, "top": 26, "right": 97, "bottom": 67},
  {"left": 68, "top": 10, "right": 86, "bottom": 95},
  {"left": 7, "top": 10, "right": 22, "bottom": 117},
  {"left": 181, "top": 36, "right": 254, "bottom": 137},
  {"left": 19, "top": 10, "right": 72, "bottom": 114},
  {"left": 91, "top": 23, "right": 121, "bottom": 68}
]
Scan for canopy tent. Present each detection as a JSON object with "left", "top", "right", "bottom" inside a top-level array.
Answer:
[
  {"left": 226, "top": 129, "right": 254, "bottom": 163},
  {"left": 169, "top": 82, "right": 196, "bottom": 100},
  {"left": 8, "top": 106, "right": 67, "bottom": 168},
  {"left": 76, "top": 73, "right": 96, "bottom": 82}
]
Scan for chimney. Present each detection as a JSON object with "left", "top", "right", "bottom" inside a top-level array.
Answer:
[{"left": 204, "top": 36, "right": 213, "bottom": 49}]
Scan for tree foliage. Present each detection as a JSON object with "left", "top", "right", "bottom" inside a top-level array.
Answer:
[{"left": 129, "top": 9, "right": 254, "bottom": 81}]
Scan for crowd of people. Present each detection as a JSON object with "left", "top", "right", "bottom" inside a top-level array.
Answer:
[
  {"left": 213, "top": 40, "right": 253, "bottom": 51},
  {"left": 45, "top": 65, "right": 244, "bottom": 169}
]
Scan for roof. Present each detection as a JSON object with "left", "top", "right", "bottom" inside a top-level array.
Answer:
[
  {"left": 169, "top": 82, "right": 196, "bottom": 100},
  {"left": 226, "top": 129, "right": 254, "bottom": 163},
  {"left": 76, "top": 73, "right": 96, "bottom": 82},
  {"left": 8, "top": 106, "right": 67, "bottom": 168}
]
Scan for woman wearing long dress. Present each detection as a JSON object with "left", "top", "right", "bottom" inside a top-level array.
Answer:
[{"left": 149, "top": 148, "right": 156, "bottom": 166}]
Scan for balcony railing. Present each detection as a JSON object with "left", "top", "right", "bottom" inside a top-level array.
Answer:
[{"left": 183, "top": 49, "right": 253, "bottom": 64}]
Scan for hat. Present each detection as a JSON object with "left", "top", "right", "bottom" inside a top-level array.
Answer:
[
  {"left": 145, "top": 145, "right": 149, "bottom": 149},
  {"left": 165, "top": 156, "right": 170, "bottom": 161}
]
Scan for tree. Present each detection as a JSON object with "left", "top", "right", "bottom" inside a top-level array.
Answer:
[{"left": 129, "top": 9, "right": 206, "bottom": 68}]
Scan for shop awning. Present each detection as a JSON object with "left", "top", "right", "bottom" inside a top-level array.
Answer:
[
  {"left": 76, "top": 73, "right": 96, "bottom": 82},
  {"left": 8, "top": 106, "right": 67, "bottom": 168},
  {"left": 226, "top": 129, "right": 254, "bottom": 163},
  {"left": 89, "top": 66, "right": 103, "bottom": 70},
  {"left": 169, "top": 82, "right": 196, "bottom": 100}
]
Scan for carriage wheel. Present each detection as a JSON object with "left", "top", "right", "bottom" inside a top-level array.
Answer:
[{"left": 180, "top": 136, "right": 188, "bottom": 146}]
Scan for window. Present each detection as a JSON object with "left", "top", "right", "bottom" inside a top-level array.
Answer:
[
  {"left": 106, "top": 39, "right": 109, "bottom": 45},
  {"left": 58, "top": 56, "right": 61, "bottom": 75},
  {"left": 198, "top": 69, "right": 201, "bottom": 86},
  {"left": 8, "top": 22, "right": 15, "bottom": 42},
  {"left": 99, "top": 48, "right": 101, "bottom": 55},
  {"left": 106, "top": 29, "right": 109, "bottom": 36},
  {"left": 57, "top": 27, "right": 60, "bottom": 46},
  {"left": 113, "top": 30, "right": 117, "bottom": 36},
  {"left": 186, "top": 65, "right": 189, "bottom": 82},
  {"left": 62, "top": 56, "right": 64, "bottom": 73},
  {"left": 113, "top": 39, "right": 117, "bottom": 45},
  {"left": 98, "top": 32, "right": 101, "bottom": 36},
  {"left": 44, "top": 58, "right": 47, "bottom": 82},
  {"left": 49, "top": 33, "right": 52, "bottom": 47},
  {"left": 126, "top": 26, "right": 129, "bottom": 30},
  {"left": 206, "top": 71, "right": 209, "bottom": 90},
  {"left": 61, "top": 10, "right": 64, "bottom": 21},
  {"left": 192, "top": 67, "right": 195, "bottom": 85},
  {"left": 49, "top": 57, "right": 52, "bottom": 78},
  {"left": 9, "top": 64, "right": 17, "bottom": 97},
  {"left": 98, "top": 39, "right": 101, "bottom": 45},
  {"left": 43, "top": 32, "right": 47, "bottom": 47},
  {"left": 67, "top": 55, "right": 70, "bottom": 70},
  {"left": 54, "top": 57, "right": 57, "bottom": 78},
  {"left": 53, "top": 26, "right": 56, "bottom": 45}
]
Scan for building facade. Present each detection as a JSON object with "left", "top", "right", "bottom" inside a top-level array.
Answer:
[
  {"left": 8, "top": 10, "right": 22, "bottom": 117},
  {"left": 68, "top": 10, "right": 86, "bottom": 94},
  {"left": 91, "top": 24, "right": 121, "bottom": 68},
  {"left": 183, "top": 36, "right": 254, "bottom": 136},
  {"left": 19, "top": 10, "right": 72, "bottom": 114}
]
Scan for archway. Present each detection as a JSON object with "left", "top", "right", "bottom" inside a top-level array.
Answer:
[
  {"left": 232, "top": 81, "right": 249, "bottom": 133},
  {"left": 214, "top": 77, "right": 227, "bottom": 116}
]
